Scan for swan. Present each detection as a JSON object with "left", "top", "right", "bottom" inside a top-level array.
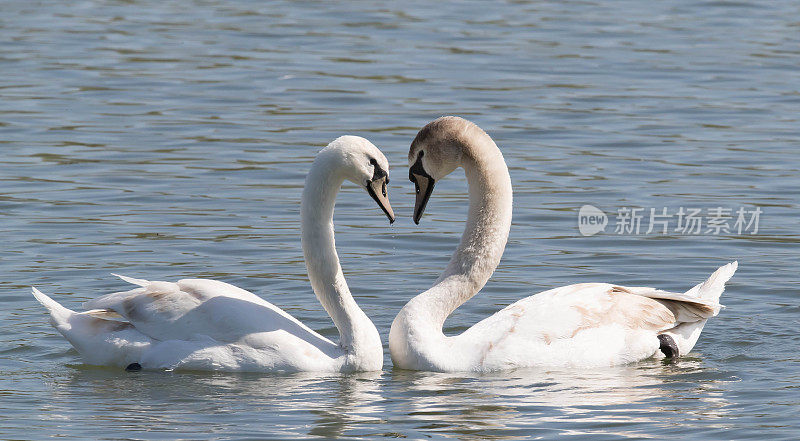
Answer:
[
  {"left": 389, "top": 116, "right": 737, "bottom": 371},
  {"left": 32, "top": 136, "right": 394, "bottom": 373}
]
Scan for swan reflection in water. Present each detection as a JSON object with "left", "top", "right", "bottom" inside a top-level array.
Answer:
[
  {"left": 39, "top": 360, "right": 732, "bottom": 439},
  {"left": 44, "top": 367, "right": 385, "bottom": 439},
  {"left": 390, "top": 358, "right": 732, "bottom": 438}
]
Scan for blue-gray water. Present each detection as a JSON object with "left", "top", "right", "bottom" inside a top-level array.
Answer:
[{"left": 2, "top": 0, "right": 799, "bottom": 439}]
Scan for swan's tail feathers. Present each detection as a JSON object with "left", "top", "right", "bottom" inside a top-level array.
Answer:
[
  {"left": 32, "top": 287, "right": 151, "bottom": 368},
  {"left": 659, "top": 261, "right": 738, "bottom": 357},
  {"left": 111, "top": 273, "right": 150, "bottom": 287},
  {"left": 630, "top": 261, "right": 737, "bottom": 320},
  {"left": 31, "top": 287, "right": 74, "bottom": 327},
  {"left": 683, "top": 260, "right": 738, "bottom": 315}
]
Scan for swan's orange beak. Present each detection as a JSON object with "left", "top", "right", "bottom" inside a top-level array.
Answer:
[
  {"left": 410, "top": 155, "right": 435, "bottom": 225},
  {"left": 366, "top": 175, "right": 395, "bottom": 224}
]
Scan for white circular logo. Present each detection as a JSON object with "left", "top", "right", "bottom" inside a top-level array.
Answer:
[{"left": 578, "top": 205, "right": 608, "bottom": 236}]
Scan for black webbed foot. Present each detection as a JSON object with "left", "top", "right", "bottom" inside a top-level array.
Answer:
[
  {"left": 657, "top": 334, "right": 679, "bottom": 358},
  {"left": 125, "top": 362, "right": 142, "bottom": 372}
]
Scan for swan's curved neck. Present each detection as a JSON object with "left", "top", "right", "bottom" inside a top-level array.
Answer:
[
  {"left": 414, "top": 138, "right": 513, "bottom": 329},
  {"left": 301, "top": 159, "right": 380, "bottom": 360}
]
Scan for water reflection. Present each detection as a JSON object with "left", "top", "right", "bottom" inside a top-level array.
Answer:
[
  {"left": 43, "top": 367, "right": 386, "bottom": 438},
  {"left": 389, "top": 359, "right": 731, "bottom": 438},
  {"left": 307, "top": 372, "right": 384, "bottom": 438},
  {"left": 21, "top": 352, "right": 750, "bottom": 439}
]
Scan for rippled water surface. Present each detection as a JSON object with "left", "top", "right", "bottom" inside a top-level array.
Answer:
[{"left": 2, "top": 0, "right": 799, "bottom": 439}]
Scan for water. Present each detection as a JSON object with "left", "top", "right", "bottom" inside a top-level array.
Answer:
[{"left": 2, "top": 0, "right": 799, "bottom": 438}]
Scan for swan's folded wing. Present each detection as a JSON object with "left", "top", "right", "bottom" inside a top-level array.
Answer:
[
  {"left": 609, "top": 286, "right": 721, "bottom": 321},
  {"left": 83, "top": 278, "right": 210, "bottom": 341},
  {"left": 457, "top": 283, "right": 679, "bottom": 368},
  {"left": 84, "top": 275, "right": 268, "bottom": 313},
  {"left": 610, "top": 262, "right": 735, "bottom": 320},
  {"left": 468, "top": 283, "right": 679, "bottom": 345},
  {"left": 547, "top": 284, "right": 679, "bottom": 332},
  {"left": 83, "top": 276, "right": 334, "bottom": 347}
]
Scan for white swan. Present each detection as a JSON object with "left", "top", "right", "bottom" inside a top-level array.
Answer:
[
  {"left": 32, "top": 136, "right": 394, "bottom": 373},
  {"left": 389, "top": 116, "right": 737, "bottom": 371}
]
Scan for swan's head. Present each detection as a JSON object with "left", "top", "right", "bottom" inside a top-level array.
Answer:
[
  {"left": 408, "top": 116, "right": 486, "bottom": 224},
  {"left": 322, "top": 135, "right": 395, "bottom": 223}
]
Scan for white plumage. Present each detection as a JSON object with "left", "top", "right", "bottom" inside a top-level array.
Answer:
[
  {"left": 32, "top": 136, "right": 393, "bottom": 373},
  {"left": 389, "top": 117, "right": 737, "bottom": 372}
]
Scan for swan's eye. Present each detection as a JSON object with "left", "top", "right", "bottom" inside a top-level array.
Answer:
[
  {"left": 369, "top": 157, "right": 378, "bottom": 167},
  {"left": 418, "top": 151, "right": 424, "bottom": 160}
]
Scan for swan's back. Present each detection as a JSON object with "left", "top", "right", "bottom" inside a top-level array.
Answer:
[{"left": 461, "top": 262, "right": 736, "bottom": 370}]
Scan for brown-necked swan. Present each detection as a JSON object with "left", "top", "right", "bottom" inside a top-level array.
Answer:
[{"left": 389, "top": 116, "right": 736, "bottom": 371}]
